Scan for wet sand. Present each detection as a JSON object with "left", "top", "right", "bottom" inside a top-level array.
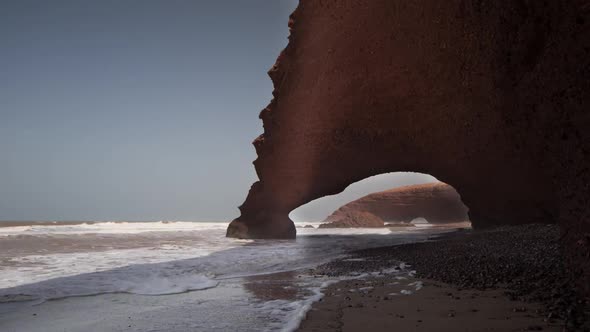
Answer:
[
  {"left": 299, "top": 277, "right": 562, "bottom": 332},
  {"left": 298, "top": 224, "right": 589, "bottom": 331}
]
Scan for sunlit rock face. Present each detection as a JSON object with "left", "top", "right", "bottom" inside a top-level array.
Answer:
[
  {"left": 226, "top": 0, "right": 589, "bottom": 295},
  {"left": 319, "top": 211, "right": 385, "bottom": 228},
  {"left": 320, "top": 183, "right": 468, "bottom": 228}
]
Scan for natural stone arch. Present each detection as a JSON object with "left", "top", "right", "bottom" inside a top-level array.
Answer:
[
  {"left": 226, "top": 0, "right": 589, "bottom": 294},
  {"left": 226, "top": 0, "right": 564, "bottom": 239}
]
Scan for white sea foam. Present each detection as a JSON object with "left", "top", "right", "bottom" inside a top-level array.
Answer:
[
  {"left": 0, "top": 224, "right": 442, "bottom": 301},
  {"left": 255, "top": 279, "right": 340, "bottom": 332},
  {"left": 358, "top": 286, "right": 374, "bottom": 292},
  {"left": 0, "top": 221, "right": 229, "bottom": 236},
  {"left": 256, "top": 263, "right": 419, "bottom": 332},
  {"left": 0, "top": 268, "right": 219, "bottom": 303},
  {"left": 1, "top": 245, "right": 215, "bottom": 289},
  {"left": 409, "top": 280, "right": 424, "bottom": 290}
]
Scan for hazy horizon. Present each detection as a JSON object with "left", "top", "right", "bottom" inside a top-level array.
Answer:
[{"left": 1, "top": 1, "right": 436, "bottom": 222}]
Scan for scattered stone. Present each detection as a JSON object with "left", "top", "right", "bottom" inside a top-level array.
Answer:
[{"left": 309, "top": 224, "right": 589, "bottom": 330}]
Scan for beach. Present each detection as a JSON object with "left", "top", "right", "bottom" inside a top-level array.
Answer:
[
  {"left": 298, "top": 224, "right": 589, "bottom": 331},
  {"left": 299, "top": 278, "right": 560, "bottom": 331},
  {"left": 1, "top": 222, "right": 587, "bottom": 331},
  {"left": 0, "top": 221, "right": 462, "bottom": 331}
]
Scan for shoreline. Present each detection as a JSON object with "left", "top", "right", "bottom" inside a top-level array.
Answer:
[
  {"left": 1, "top": 225, "right": 451, "bottom": 332},
  {"left": 1, "top": 223, "right": 587, "bottom": 331},
  {"left": 299, "top": 276, "right": 562, "bottom": 332},
  {"left": 298, "top": 224, "right": 589, "bottom": 331}
]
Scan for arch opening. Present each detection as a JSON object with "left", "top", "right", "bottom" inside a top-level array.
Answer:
[{"left": 289, "top": 172, "right": 470, "bottom": 230}]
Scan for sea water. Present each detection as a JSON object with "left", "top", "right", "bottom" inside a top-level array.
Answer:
[{"left": 0, "top": 220, "right": 465, "bottom": 331}]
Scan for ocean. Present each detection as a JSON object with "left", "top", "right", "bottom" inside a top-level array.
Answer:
[{"left": 0, "top": 220, "right": 466, "bottom": 331}]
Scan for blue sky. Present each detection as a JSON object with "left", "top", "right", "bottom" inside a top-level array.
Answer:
[{"left": 0, "top": 1, "right": 435, "bottom": 222}]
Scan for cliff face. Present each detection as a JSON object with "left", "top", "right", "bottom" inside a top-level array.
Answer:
[
  {"left": 321, "top": 183, "right": 468, "bottom": 227},
  {"left": 227, "top": 0, "right": 589, "bottom": 294}
]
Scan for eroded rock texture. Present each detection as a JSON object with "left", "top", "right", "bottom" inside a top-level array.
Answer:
[
  {"left": 320, "top": 183, "right": 469, "bottom": 228},
  {"left": 319, "top": 210, "right": 385, "bottom": 228},
  {"left": 227, "top": 0, "right": 589, "bottom": 294}
]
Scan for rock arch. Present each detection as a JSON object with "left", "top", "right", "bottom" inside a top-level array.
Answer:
[{"left": 226, "top": 0, "right": 589, "bottom": 293}]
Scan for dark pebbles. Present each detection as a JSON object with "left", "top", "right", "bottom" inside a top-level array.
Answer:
[{"left": 311, "top": 224, "right": 589, "bottom": 331}]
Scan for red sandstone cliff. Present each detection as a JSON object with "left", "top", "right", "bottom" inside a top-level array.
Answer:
[
  {"left": 320, "top": 183, "right": 468, "bottom": 228},
  {"left": 227, "top": 0, "right": 590, "bottom": 295}
]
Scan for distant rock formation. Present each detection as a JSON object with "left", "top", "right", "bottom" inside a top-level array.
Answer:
[
  {"left": 319, "top": 183, "right": 468, "bottom": 228},
  {"left": 319, "top": 211, "right": 385, "bottom": 228},
  {"left": 296, "top": 224, "right": 316, "bottom": 229}
]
